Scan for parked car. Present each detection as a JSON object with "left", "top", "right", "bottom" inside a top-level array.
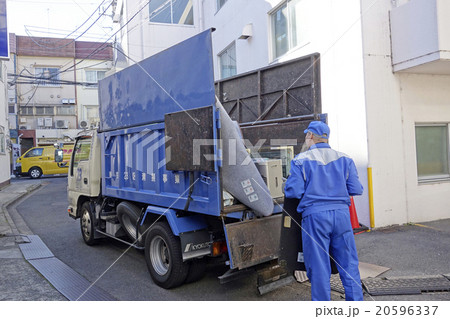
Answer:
[{"left": 15, "top": 145, "right": 73, "bottom": 179}]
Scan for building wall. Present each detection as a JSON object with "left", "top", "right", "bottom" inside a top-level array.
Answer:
[
  {"left": 0, "top": 59, "right": 11, "bottom": 186},
  {"left": 76, "top": 59, "right": 112, "bottom": 128},
  {"left": 116, "top": 0, "right": 203, "bottom": 63},
  {"left": 203, "top": 0, "right": 370, "bottom": 226},
  {"left": 401, "top": 74, "right": 450, "bottom": 223},
  {"left": 362, "top": 0, "right": 450, "bottom": 226}
]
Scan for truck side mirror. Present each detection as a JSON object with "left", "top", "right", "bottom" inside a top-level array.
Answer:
[{"left": 55, "top": 149, "right": 64, "bottom": 162}]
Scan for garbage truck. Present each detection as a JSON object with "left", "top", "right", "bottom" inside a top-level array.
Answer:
[{"left": 63, "top": 29, "right": 324, "bottom": 290}]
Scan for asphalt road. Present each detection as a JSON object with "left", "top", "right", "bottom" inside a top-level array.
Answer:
[{"left": 13, "top": 176, "right": 313, "bottom": 301}]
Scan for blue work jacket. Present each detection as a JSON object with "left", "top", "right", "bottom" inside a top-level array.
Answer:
[{"left": 284, "top": 143, "right": 363, "bottom": 216}]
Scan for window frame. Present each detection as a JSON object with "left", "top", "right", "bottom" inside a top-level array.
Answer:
[
  {"left": 35, "top": 106, "right": 54, "bottom": 116},
  {"left": 70, "top": 136, "right": 93, "bottom": 176},
  {"left": 24, "top": 148, "right": 44, "bottom": 158},
  {"left": 85, "top": 70, "right": 106, "bottom": 88},
  {"left": 218, "top": 42, "right": 237, "bottom": 80},
  {"left": 269, "top": 0, "right": 306, "bottom": 61},
  {"left": 216, "top": 0, "right": 228, "bottom": 12},
  {"left": 35, "top": 67, "right": 61, "bottom": 87},
  {"left": 149, "top": 0, "right": 194, "bottom": 26},
  {"left": 57, "top": 105, "right": 76, "bottom": 115},
  {"left": 415, "top": 123, "right": 450, "bottom": 183}
]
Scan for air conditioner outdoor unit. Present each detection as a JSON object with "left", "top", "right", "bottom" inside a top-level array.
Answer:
[
  {"left": 62, "top": 99, "right": 69, "bottom": 104},
  {"left": 44, "top": 118, "right": 53, "bottom": 127},
  {"left": 79, "top": 120, "right": 88, "bottom": 129},
  {"left": 56, "top": 120, "right": 69, "bottom": 129},
  {"left": 69, "top": 99, "right": 75, "bottom": 104},
  {"left": 37, "top": 118, "right": 44, "bottom": 126},
  {"left": 20, "top": 118, "right": 27, "bottom": 123}
]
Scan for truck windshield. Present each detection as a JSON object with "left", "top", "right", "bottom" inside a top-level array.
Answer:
[{"left": 71, "top": 137, "right": 92, "bottom": 176}]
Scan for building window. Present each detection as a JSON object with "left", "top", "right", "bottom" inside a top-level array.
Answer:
[
  {"left": 216, "top": 0, "right": 228, "bottom": 11},
  {"left": 8, "top": 104, "right": 15, "bottom": 114},
  {"left": 149, "top": 0, "right": 194, "bottom": 25},
  {"left": 218, "top": 43, "right": 237, "bottom": 79},
  {"left": 35, "top": 106, "right": 54, "bottom": 115},
  {"left": 19, "top": 106, "right": 34, "bottom": 115},
  {"left": 270, "top": 0, "right": 308, "bottom": 59},
  {"left": 415, "top": 124, "right": 450, "bottom": 181},
  {"left": 35, "top": 67, "right": 61, "bottom": 86},
  {"left": 85, "top": 70, "right": 106, "bottom": 87},
  {"left": 58, "top": 105, "right": 75, "bottom": 115}
]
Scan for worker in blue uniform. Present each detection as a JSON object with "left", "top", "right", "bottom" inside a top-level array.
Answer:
[{"left": 284, "top": 121, "right": 364, "bottom": 301}]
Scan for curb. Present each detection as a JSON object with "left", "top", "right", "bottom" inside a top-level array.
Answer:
[{"left": 1, "top": 182, "right": 44, "bottom": 238}]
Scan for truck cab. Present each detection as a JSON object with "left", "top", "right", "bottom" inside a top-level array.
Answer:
[{"left": 67, "top": 131, "right": 101, "bottom": 220}]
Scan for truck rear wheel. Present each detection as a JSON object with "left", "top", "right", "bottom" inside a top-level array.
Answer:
[
  {"left": 145, "top": 222, "right": 189, "bottom": 289},
  {"left": 80, "top": 202, "right": 97, "bottom": 245}
]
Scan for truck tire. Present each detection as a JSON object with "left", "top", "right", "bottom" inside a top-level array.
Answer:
[
  {"left": 117, "top": 201, "right": 140, "bottom": 241},
  {"left": 145, "top": 222, "right": 189, "bottom": 289},
  {"left": 80, "top": 202, "right": 97, "bottom": 245},
  {"left": 185, "top": 258, "right": 207, "bottom": 284},
  {"left": 29, "top": 167, "right": 42, "bottom": 179}
]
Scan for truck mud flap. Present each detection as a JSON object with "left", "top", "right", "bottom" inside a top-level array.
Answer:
[
  {"left": 180, "top": 229, "right": 211, "bottom": 262},
  {"left": 225, "top": 214, "right": 282, "bottom": 270}
]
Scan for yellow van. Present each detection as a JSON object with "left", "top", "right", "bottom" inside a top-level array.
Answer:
[{"left": 15, "top": 145, "right": 74, "bottom": 179}]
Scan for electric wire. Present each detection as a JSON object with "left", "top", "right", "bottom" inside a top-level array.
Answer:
[{"left": 23, "top": 0, "right": 112, "bottom": 50}]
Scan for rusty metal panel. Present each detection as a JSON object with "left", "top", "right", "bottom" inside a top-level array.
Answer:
[
  {"left": 216, "top": 53, "right": 321, "bottom": 124},
  {"left": 240, "top": 119, "right": 312, "bottom": 155},
  {"left": 165, "top": 105, "right": 215, "bottom": 171},
  {"left": 225, "top": 214, "right": 282, "bottom": 270}
]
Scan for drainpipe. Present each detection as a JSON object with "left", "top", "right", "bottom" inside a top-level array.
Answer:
[
  {"left": 73, "top": 57, "right": 78, "bottom": 131},
  {"left": 367, "top": 166, "right": 375, "bottom": 228}
]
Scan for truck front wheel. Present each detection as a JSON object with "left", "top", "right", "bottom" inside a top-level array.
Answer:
[
  {"left": 144, "top": 222, "right": 189, "bottom": 289},
  {"left": 80, "top": 202, "right": 97, "bottom": 245}
]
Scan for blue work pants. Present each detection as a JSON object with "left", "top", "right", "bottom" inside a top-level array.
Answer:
[{"left": 302, "top": 208, "right": 363, "bottom": 301}]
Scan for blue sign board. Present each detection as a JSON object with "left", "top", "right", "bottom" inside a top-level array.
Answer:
[{"left": 0, "top": 0, "right": 8, "bottom": 59}]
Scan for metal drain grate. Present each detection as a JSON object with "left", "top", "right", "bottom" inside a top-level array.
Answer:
[
  {"left": 19, "top": 235, "right": 115, "bottom": 301},
  {"left": 29, "top": 257, "right": 115, "bottom": 301},
  {"left": 362, "top": 276, "right": 450, "bottom": 296},
  {"left": 19, "top": 235, "right": 54, "bottom": 260}
]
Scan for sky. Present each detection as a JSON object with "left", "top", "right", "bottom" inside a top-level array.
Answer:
[{"left": 7, "top": 0, "right": 114, "bottom": 42}]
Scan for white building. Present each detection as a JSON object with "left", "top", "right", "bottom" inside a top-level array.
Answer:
[
  {"left": 0, "top": 58, "right": 10, "bottom": 188},
  {"left": 113, "top": 0, "right": 450, "bottom": 228}
]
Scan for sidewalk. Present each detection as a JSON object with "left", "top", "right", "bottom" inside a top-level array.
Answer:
[{"left": 0, "top": 177, "right": 66, "bottom": 301}]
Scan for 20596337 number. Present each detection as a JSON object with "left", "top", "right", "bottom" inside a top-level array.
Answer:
[{"left": 376, "top": 306, "right": 438, "bottom": 316}]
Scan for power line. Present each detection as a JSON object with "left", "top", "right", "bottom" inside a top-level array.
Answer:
[
  {"left": 55, "top": 1, "right": 151, "bottom": 77},
  {"left": 23, "top": 1, "right": 112, "bottom": 50}
]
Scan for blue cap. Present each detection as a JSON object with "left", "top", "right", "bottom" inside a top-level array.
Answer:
[{"left": 304, "top": 121, "right": 330, "bottom": 139}]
